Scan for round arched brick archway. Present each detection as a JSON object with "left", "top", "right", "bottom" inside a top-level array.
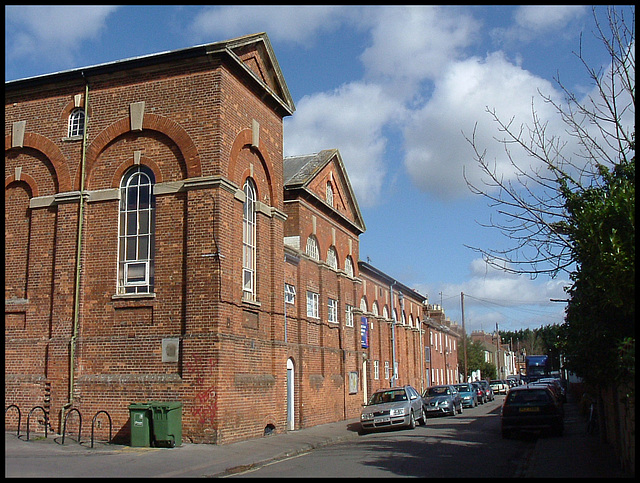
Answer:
[
  {"left": 81, "top": 113, "right": 202, "bottom": 191},
  {"left": 228, "top": 128, "right": 276, "bottom": 205},
  {"left": 5, "top": 133, "right": 72, "bottom": 192}
]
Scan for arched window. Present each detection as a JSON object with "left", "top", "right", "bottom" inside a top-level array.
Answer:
[
  {"left": 326, "top": 181, "right": 334, "bottom": 207},
  {"left": 372, "top": 301, "right": 379, "bottom": 317},
  {"left": 327, "top": 246, "right": 338, "bottom": 270},
  {"left": 306, "top": 235, "right": 319, "bottom": 261},
  {"left": 383, "top": 305, "right": 389, "bottom": 319},
  {"left": 243, "top": 178, "right": 257, "bottom": 300},
  {"left": 360, "top": 296, "right": 368, "bottom": 313},
  {"left": 118, "top": 165, "right": 155, "bottom": 294},
  {"left": 68, "top": 108, "right": 85, "bottom": 137},
  {"left": 344, "top": 256, "right": 354, "bottom": 278}
]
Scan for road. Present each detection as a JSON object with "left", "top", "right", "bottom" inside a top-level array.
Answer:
[{"left": 231, "top": 395, "right": 534, "bottom": 477}]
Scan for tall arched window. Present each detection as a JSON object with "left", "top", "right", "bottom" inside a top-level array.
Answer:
[
  {"left": 306, "top": 235, "right": 319, "bottom": 261},
  {"left": 372, "top": 301, "right": 379, "bottom": 317},
  {"left": 118, "top": 165, "right": 155, "bottom": 294},
  {"left": 327, "top": 246, "right": 338, "bottom": 270},
  {"left": 243, "top": 178, "right": 257, "bottom": 300},
  {"left": 68, "top": 108, "right": 85, "bottom": 137},
  {"left": 326, "top": 181, "right": 334, "bottom": 207},
  {"left": 344, "top": 256, "right": 354, "bottom": 278},
  {"left": 360, "top": 296, "right": 368, "bottom": 313}
]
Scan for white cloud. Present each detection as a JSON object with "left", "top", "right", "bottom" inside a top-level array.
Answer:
[
  {"left": 419, "top": 258, "right": 570, "bottom": 332},
  {"left": 402, "top": 51, "right": 563, "bottom": 200},
  {"left": 360, "top": 6, "right": 480, "bottom": 86},
  {"left": 5, "top": 6, "right": 118, "bottom": 67},
  {"left": 284, "top": 82, "right": 403, "bottom": 207},
  {"left": 492, "top": 6, "right": 588, "bottom": 44},
  {"left": 189, "top": 5, "right": 350, "bottom": 44}
]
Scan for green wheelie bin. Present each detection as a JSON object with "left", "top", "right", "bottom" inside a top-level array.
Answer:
[
  {"left": 128, "top": 403, "right": 152, "bottom": 447},
  {"left": 148, "top": 401, "right": 182, "bottom": 447}
]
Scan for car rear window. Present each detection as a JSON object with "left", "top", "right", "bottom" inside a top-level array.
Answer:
[
  {"left": 506, "top": 389, "right": 551, "bottom": 405},
  {"left": 455, "top": 385, "right": 471, "bottom": 391}
]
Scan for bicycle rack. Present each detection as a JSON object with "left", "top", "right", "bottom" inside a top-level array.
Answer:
[
  {"left": 91, "top": 410, "right": 113, "bottom": 448},
  {"left": 61, "top": 408, "right": 82, "bottom": 445},
  {"left": 26, "top": 406, "right": 48, "bottom": 441},
  {"left": 5, "top": 405, "right": 22, "bottom": 436}
]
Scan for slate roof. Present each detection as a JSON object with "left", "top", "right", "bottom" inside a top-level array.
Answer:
[
  {"left": 6, "top": 32, "right": 295, "bottom": 117},
  {"left": 283, "top": 149, "right": 366, "bottom": 234}
]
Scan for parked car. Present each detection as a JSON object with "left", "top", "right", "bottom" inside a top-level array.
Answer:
[
  {"left": 471, "top": 381, "right": 486, "bottom": 404},
  {"left": 501, "top": 385, "right": 564, "bottom": 438},
  {"left": 454, "top": 383, "right": 478, "bottom": 408},
  {"left": 423, "top": 384, "right": 463, "bottom": 417},
  {"left": 490, "top": 379, "right": 508, "bottom": 395},
  {"left": 360, "top": 386, "right": 426, "bottom": 433},
  {"left": 506, "top": 376, "right": 520, "bottom": 388},
  {"left": 530, "top": 378, "right": 566, "bottom": 403},
  {"left": 477, "top": 380, "right": 495, "bottom": 401}
]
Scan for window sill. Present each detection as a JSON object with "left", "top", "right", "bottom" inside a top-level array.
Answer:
[
  {"left": 61, "top": 135, "right": 84, "bottom": 142},
  {"left": 112, "top": 292, "right": 156, "bottom": 300},
  {"left": 242, "top": 297, "right": 261, "bottom": 309}
]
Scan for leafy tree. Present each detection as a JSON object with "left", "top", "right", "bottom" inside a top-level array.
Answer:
[
  {"left": 459, "top": 337, "right": 497, "bottom": 380},
  {"left": 464, "top": 7, "right": 635, "bottom": 386},
  {"left": 558, "top": 154, "right": 635, "bottom": 386}
]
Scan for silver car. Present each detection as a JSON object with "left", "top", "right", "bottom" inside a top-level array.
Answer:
[
  {"left": 360, "top": 386, "right": 426, "bottom": 432},
  {"left": 423, "top": 384, "right": 463, "bottom": 416}
]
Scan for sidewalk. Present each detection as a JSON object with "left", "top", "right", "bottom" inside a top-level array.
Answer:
[
  {"left": 5, "top": 400, "right": 632, "bottom": 477},
  {"left": 523, "top": 395, "right": 631, "bottom": 478},
  {"left": 5, "top": 418, "right": 363, "bottom": 477}
]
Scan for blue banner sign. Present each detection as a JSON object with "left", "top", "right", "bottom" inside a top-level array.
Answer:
[{"left": 361, "top": 317, "right": 369, "bottom": 348}]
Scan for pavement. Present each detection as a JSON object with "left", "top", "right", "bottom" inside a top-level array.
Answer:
[{"left": 5, "top": 397, "right": 632, "bottom": 478}]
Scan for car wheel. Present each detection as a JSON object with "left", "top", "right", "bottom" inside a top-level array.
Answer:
[
  {"left": 418, "top": 407, "right": 427, "bottom": 426},
  {"left": 458, "top": 403, "right": 463, "bottom": 414},
  {"left": 408, "top": 411, "right": 416, "bottom": 429}
]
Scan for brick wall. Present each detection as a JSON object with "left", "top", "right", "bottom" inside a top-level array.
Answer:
[{"left": 5, "top": 34, "right": 459, "bottom": 445}]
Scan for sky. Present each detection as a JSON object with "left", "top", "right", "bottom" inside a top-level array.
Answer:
[{"left": 5, "top": 5, "right": 632, "bottom": 335}]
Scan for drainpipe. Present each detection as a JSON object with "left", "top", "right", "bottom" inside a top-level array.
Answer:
[
  {"left": 390, "top": 282, "right": 398, "bottom": 387},
  {"left": 64, "top": 74, "right": 90, "bottom": 410}
]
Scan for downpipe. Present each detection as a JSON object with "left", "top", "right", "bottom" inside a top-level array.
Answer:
[{"left": 64, "top": 74, "right": 90, "bottom": 412}]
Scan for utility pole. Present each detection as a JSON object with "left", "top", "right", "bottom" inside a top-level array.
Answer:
[
  {"left": 461, "top": 292, "right": 468, "bottom": 383},
  {"left": 496, "top": 323, "right": 501, "bottom": 378}
]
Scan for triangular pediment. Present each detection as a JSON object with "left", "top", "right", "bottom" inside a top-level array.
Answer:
[
  {"left": 223, "top": 33, "right": 295, "bottom": 116},
  {"left": 284, "top": 149, "right": 366, "bottom": 234}
]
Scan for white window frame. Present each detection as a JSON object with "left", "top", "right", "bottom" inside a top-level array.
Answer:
[
  {"left": 306, "top": 235, "right": 319, "bottom": 261},
  {"left": 242, "top": 178, "right": 257, "bottom": 301},
  {"left": 306, "top": 291, "right": 319, "bottom": 319},
  {"left": 327, "top": 246, "right": 338, "bottom": 270},
  {"left": 373, "top": 360, "right": 379, "bottom": 380},
  {"left": 326, "top": 181, "right": 334, "bottom": 207},
  {"left": 117, "top": 165, "right": 154, "bottom": 294},
  {"left": 328, "top": 297, "right": 338, "bottom": 324},
  {"left": 284, "top": 284, "right": 296, "bottom": 304},
  {"left": 344, "top": 256, "right": 354, "bottom": 278},
  {"left": 345, "top": 304, "right": 354, "bottom": 327},
  {"left": 384, "top": 361, "right": 390, "bottom": 380},
  {"left": 68, "top": 107, "right": 85, "bottom": 137}
]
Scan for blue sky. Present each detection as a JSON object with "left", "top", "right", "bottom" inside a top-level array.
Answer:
[{"left": 6, "top": 5, "right": 630, "bottom": 334}]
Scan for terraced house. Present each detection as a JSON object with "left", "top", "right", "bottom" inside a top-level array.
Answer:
[{"left": 5, "top": 32, "right": 460, "bottom": 445}]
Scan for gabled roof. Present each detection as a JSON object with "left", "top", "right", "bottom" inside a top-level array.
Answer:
[
  {"left": 284, "top": 149, "right": 366, "bottom": 234},
  {"left": 6, "top": 32, "right": 295, "bottom": 116}
]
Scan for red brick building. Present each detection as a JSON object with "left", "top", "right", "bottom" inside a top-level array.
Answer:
[{"left": 5, "top": 33, "right": 459, "bottom": 445}]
